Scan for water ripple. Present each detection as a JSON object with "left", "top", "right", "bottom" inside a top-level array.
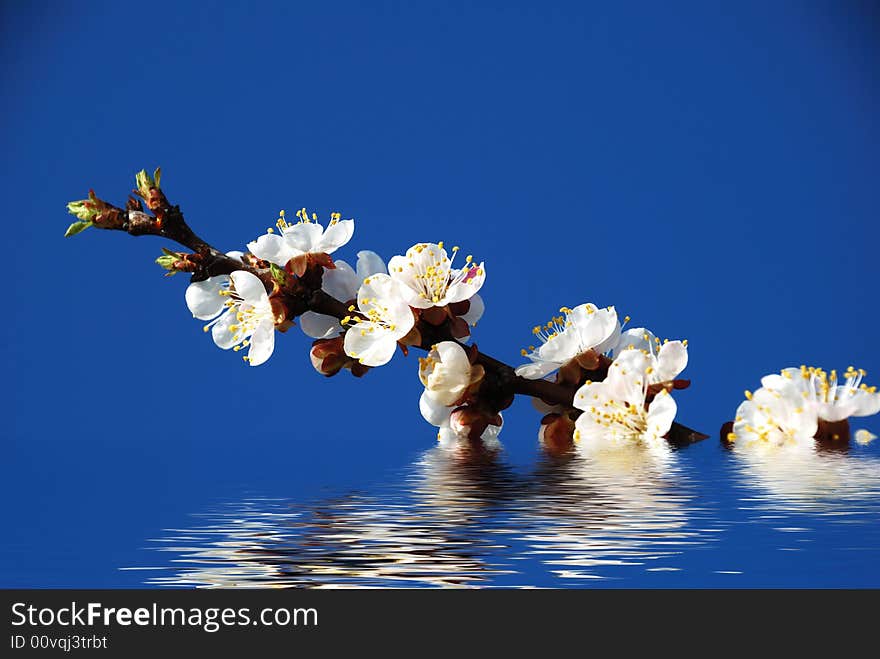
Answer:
[{"left": 124, "top": 441, "right": 880, "bottom": 588}]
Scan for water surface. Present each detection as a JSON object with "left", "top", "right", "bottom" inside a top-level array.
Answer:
[{"left": 114, "top": 439, "right": 880, "bottom": 588}]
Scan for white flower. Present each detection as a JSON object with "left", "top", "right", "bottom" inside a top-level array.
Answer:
[
  {"left": 516, "top": 303, "right": 620, "bottom": 380},
  {"left": 388, "top": 242, "right": 485, "bottom": 309},
  {"left": 299, "top": 250, "right": 387, "bottom": 339},
  {"left": 761, "top": 366, "right": 880, "bottom": 423},
  {"left": 419, "top": 392, "right": 502, "bottom": 444},
  {"left": 728, "top": 381, "right": 818, "bottom": 448},
  {"left": 613, "top": 327, "right": 688, "bottom": 384},
  {"left": 185, "top": 270, "right": 275, "bottom": 366},
  {"left": 572, "top": 348, "right": 677, "bottom": 450},
  {"left": 342, "top": 273, "right": 415, "bottom": 367},
  {"left": 247, "top": 209, "right": 354, "bottom": 267},
  {"left": 419, "top": 341, "right": 472, "bottom": 407}
]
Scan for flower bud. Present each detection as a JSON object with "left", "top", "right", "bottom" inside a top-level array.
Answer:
[
  {"left": 309, "top": 336, "right": 370, "bottom": 377},
  {"left": 155, "top": 253, "right": 177, "bottom": 271},
  {"left": 155, "top": 248, "right": 198, "bottom": 276},
  {"left": 419, "top": 306, "right": 448, "bottom": 327},
  {"left": 65, "top": 190, "right": 127, "bottom": 235},
  {"left": 66, "top": 198, "right": 99, "bottom": 222},
  {"left": 65, "top": 190, "right": 102, "bottom": 236},
  {"left": 135, "top": 167, "right": 161, "bottom": 197},
  {"left": 134, "top": 167, "right": 165, "bottom": 213},
  {"left": 310, "top": 337, "right": 348, "bottom": 377}
]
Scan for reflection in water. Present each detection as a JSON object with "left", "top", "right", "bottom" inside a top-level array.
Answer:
[
  {"left": 128, "top": 440, "right": 880, "bottom": 588},
  {"left": 515, "top": 445, "right": 708, "bottom": 580},
  {"left": 133, "top": 442, "right": 715, "bottom": 588},
  {"left": 731, "top": 443, "right": 880, "bottom": 515}
]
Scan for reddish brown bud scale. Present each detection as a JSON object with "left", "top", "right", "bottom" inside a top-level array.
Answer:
[
  {"left": 420, "top": 306, "right": 448, "bottom": 327},
  {"left": 309, "top": 337, "right": 373, "bottom": 379},
  {"left": 574, "top": 349, "right": 601, "bottom": 371},
  {"left": 448, "top": 299, "right": 470, "bottom": 317},
  {"left": 287, "top": 254, "right": 309, "bottom": 278},
  {"left": 449, "top": 316, "right": 470, "bottom": 340},
  {"left": 557, "top": 359, "right": 584, "bottom": 387},
  {"left": 310, "top": 337, "right": 348, "bottom": 377},
  {"left": 397, "top": 324, "right": 422, "bottom": 348},
  {"left": 350, "top": 362, "right": 371, "bottom": 378}
]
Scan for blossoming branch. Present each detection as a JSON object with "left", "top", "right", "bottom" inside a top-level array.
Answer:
[{"left": 63, "top": 168, "right": 721, "bottom": 452}]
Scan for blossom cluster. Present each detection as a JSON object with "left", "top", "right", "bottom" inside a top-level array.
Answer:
[
  {"left": 67, "top": 175, "right": 879, "bottom": 455},
  {"left": 184, "top": 212, "right": 498, "bottom": 442},
  {"left": 513, "top": 302, "right": 690, "bottom": 453},
  {"left": 728, "top": 366, "right": 880, "bottom": 449},
  {"left": 182, "top": 207, "right": 698, "bottom": 449},
  {"left": 176, "top": 209, "right": 880, "bottom": 453}
]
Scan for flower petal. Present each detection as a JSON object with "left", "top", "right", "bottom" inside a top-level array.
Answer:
[
  {"left": 343, "top": 325, "right": 398, "bottom": 366},
  {"left": 515, "top": 360, "right": 561, "bottom": 380},
  {"left": 850, "top": 391, "right": 880, "bottom": 418},
  {"left": 760, "top": 373, "right": 791, "bottom": 390},
  {"left": 317, "top": 219, "right": 354, "bottom": 254},
  {"left": 423, "top": 341, "right": 471, "bottom": 406},
  {"left": 594, "top": 314, "right": 622, "bottom": 356},
  {"left": 230, "top": 270, "right": 268, "bottom": 303},
  {"left": 387, "top": 254, "right": 416, "bottom": 287},
  {"left": 321, "top": 260, "right": 360, "bottom": 302},
  {"left": 210, "top": 310, "right": 239, "bottom": 349},
  {"left": 419, "top": 390, "right": 451, "bottom": 427},
  {"left": 646, "top": 390, "right": 677, "bottom": 441},
  {"left": 281, "top": 222, "right": 324, "bottom": 253},
  {"left": 605, "top": 348, "right": 651, "bottom": 406},
  {"left": 247, "top": 233, "right": 300, "bottom": 266},
  {"left": 356, "top": 250, "right": 387, "bottom": 279},
  {"left": 655, "top": 340, "right": 688, "bottom": 382},
  {"left": 300, "top": 311, "right": 342, "bottom": 339},
  {"left": 358, "top": 273, "right": 415, "bottom": 339},
  {"left": 445, "top": 262, "right": 486, "bottom": 304},
  {"left": 247, "top": 319, "right": 275, "bottom": 366},
  {"left": 615, "top": 327, "right": 654, "bottom": 355},
  {"left": 573, "top": 380, "right": 607, "bottom": 413},
  {"left": 435, "top": 341, "right": 470, "bottom": 375},
  {"left": 536, "top": 328, "right": 579, "bottom": 363},
  {"left": 185, "top": 276, "right": 228, "bottom": 320},
  {"left": 572, "top": 304, "right": 619, "bottom": 354},
  {"left": 815, "top": 401, "right": 852, "bottom": 423}
]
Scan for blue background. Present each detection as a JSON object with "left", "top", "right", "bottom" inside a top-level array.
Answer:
[{"left": 2, "top": 1, "right": 879, "bottom": 587}]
